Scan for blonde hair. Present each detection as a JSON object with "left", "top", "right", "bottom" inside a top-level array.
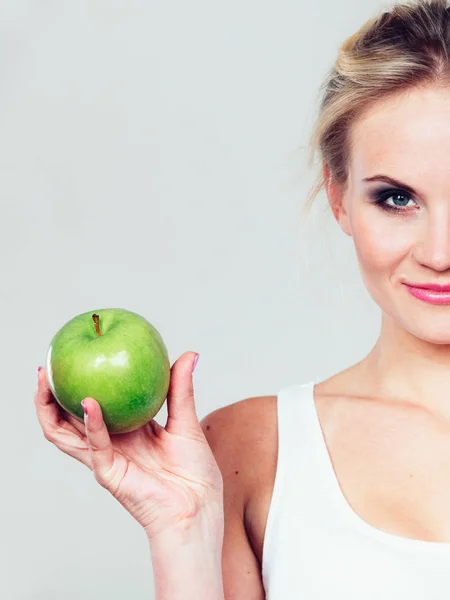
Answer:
[{"left": 304, "top": 0, "right": 450, "bottom": 219}]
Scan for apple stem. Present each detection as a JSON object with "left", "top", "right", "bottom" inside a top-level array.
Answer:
[{"left": 92, "top": 314, "right": 101, "bottom": 336}]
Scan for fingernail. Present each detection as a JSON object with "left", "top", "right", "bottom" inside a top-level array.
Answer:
[
  {"left": 192, "top": 353, "right": 199, "bottom": 373},
  {"left": 81, "top": 400, "right": 88, "bottom": 416},
  {"left": 37, "top": 366, "right": 43, "bottom": 374}
]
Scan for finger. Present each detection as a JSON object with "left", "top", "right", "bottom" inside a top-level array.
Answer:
[
  {"left": 34, "top": 368, "right": 64, "bottom": 432},
  {"left": 165, "top": 351, "right": 200, "bottom": 435},
  {"left": 81, "top": 397, "right": 116, "bottom": 488},
  {"left": 35, "top": 368, "right": 84, "bottom": 440},
  {"left": 66, "top": 413, "right": 87, "bottom": 436},
  {"left": 36, "top": 370, "right": 87, "bottom": 436},
  {"left": 34, "top": 368, "right": 90, "bottom": 466}
]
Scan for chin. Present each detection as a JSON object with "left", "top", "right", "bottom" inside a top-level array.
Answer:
[
  {"left": 363, "top": 279, "right": 450, "bottom": 345},
  {"left": 396, "top": 318, "right": 450, "bottom": 346}
]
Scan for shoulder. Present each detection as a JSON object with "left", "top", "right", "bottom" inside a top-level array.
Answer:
[
  {"left": 200, "top": 397, "right": 276, "bottom": 597},
  {"left": 200, "top": 395, "right": 278, "bottom": 507},
  {"left": 200, "top": 395, "right": 279, "bottom": 570}
]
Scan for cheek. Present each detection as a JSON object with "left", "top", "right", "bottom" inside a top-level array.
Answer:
[{"left": 350, "top": 209, "right": 413, "bottom": 282}]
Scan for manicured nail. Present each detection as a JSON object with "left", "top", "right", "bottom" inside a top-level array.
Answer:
[
  {"left": 81, "top": 400, "right": 88, "bottom": 416},
  {"left": 37, "top": 366, "right": 43, "bottom": 374},
  {"left": 192, "top": 353, "right": 199, "bottom": 373}
]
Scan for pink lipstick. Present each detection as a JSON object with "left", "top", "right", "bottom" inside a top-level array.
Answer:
[{"left": 404, "top": 284, "right": 450, "bottom": 305}]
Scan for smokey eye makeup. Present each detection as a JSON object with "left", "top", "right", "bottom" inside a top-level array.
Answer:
[{"left": 368, "top": 187, "right": 418, "bottom": 214}]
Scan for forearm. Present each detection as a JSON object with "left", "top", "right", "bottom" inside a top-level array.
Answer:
[{"left": 148, "top": 511, "right": 225, "bottom": 600}]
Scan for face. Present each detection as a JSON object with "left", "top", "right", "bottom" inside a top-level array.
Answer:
[{"left": 326, "top": 85, "right": 450, "bottom": 344}]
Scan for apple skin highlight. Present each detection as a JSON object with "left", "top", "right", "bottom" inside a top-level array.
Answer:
[{"left": 46, "top": 308, "right": 171, "bottom": 434}]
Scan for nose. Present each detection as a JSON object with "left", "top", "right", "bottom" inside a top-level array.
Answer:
[{"left": 413, "top": 209, "right": 450, "bottom": 272}]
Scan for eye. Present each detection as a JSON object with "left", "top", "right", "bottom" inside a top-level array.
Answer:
[{"left": 370, "top": 188, "right": 418, "bottom": 214}]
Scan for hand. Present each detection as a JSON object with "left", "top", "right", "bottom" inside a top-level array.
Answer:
[{"left": 34, "top": 352, "right": 224, "bottom": 540}]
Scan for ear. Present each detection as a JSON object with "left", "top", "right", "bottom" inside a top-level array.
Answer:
[{"left": 323, "top": 164, "right": 352, "bottom": 237}]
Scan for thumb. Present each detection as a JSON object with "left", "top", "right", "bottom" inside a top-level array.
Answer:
[{"left": 165, "top": 351, "right": 200, "bottom": 434}]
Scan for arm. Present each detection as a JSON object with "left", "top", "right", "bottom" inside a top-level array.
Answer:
[
  {"left": 149, "top": 509, "right": 225, "bottom": 600},
  {"left": 201, "top": 401, "right": 266, "bottom": 600},
  {"left": 147, "top": 397, "right": 266, "bottom": 600}
]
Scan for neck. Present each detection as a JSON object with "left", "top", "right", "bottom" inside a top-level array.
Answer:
[{"left": 361, "top": 313, "right": 450, "bottom": 421}]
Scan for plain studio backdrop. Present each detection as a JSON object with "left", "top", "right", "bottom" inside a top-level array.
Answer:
[{"left": 0, "top": 1, "right": 397, "bottom": 598}]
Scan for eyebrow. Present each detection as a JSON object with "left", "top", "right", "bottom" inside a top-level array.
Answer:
[{"left": 362, "top": 175, "right": 417, "bottom": 196}]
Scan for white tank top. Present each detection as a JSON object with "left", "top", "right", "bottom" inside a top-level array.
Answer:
[{"left": 261, "top": 382, "right": 450, "bottom": 599}]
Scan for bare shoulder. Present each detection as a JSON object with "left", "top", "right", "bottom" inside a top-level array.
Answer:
[
  {"left": 200, "top": 395, "right": 278, "bottom": 504},
  {"left": 200, "top": 395, "right": 278, "bottom": 572}
]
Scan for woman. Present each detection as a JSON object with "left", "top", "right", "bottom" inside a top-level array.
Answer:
[{"left": 35, "top": 0, "right": 450, "bottom": 597}]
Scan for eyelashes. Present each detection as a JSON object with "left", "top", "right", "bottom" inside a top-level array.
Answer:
[{"left": 369, "top": 188, "right": 418, "bottom": 214}]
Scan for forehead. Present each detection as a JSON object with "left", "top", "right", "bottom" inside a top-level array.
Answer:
[{"left": 349, "top": 86, "right": 450, "bottom": 179}]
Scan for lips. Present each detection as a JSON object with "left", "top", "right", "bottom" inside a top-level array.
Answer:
[
  {"left": 405, "top": 283, "right": 450, "bottom": 292},
  {"left": 404, "top": 283, "right": 450, "bottom": 305}
]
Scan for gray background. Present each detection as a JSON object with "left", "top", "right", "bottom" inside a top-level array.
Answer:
[{"left": 2, "top": 1, "right": 393, "bottom": 598}]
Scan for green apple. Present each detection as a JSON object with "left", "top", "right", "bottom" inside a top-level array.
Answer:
[{"left": 46, "top": 308, "right": 171, "bottom": 434}]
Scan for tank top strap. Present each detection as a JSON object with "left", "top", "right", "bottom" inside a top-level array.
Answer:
[
  {"left": 262, "top": 380, "right": 345, "bottom": 588},
  {"left": 274, "top": 381, "right": 345, "bottom": 519}
]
